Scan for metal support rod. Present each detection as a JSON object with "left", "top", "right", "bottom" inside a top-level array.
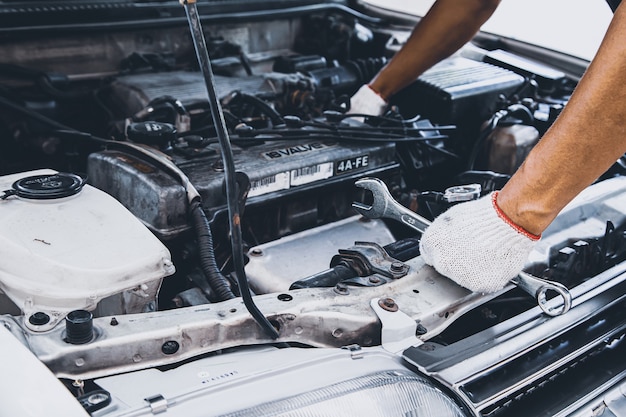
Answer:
[{"left": 180, "top": 0, "right": 278, "bottom": 338}]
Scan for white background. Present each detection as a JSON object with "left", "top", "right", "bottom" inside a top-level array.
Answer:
[{"left": 361, "top": 0, "right": 614, "bottom": 60}]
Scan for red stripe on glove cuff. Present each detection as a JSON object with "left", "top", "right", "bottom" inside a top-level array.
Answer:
[
  {"left": 366, "top": 84, "right": 388, "bottom": 103},
  {"left": 492, "top": 191, "right": 541, "bottom": 241}
]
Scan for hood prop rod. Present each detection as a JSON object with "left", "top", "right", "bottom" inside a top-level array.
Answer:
[{"left": 180, "top": 0, "right": 279, "bottom": 339}]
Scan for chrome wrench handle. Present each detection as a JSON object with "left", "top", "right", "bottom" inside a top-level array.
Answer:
[
  {"left": 398, "top": 213, "right": 430, "bottom": 234},
  {"left": 511, "top": 271, "right": 572, "bottom": 316}
]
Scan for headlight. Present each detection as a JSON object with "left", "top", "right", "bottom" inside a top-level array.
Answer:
[{"left": 217, "top": 370, "right": 466, "bottom": 417}]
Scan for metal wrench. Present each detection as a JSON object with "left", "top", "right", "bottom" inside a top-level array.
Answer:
[
  {"left": 352, "top": 177, "right": 431, "bottom": 234},
  {"left": 352, "top": 177, "right": 572, "bottom": 316},
  {"left": 511, "top": 272, "right": 572, "bottom": 316}
]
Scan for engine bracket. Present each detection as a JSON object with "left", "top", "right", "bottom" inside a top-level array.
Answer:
[{"left": 331, "top": 241, "right": 409, "bottom": 279}]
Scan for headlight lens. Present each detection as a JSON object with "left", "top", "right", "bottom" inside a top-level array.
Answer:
[{"left": 218, "top": 370, "right": 466, "bottom": 417}]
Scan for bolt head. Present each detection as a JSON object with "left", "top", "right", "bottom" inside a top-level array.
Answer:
[
  {"left": 250, "top": 248, "right": 263, "bottom": 256},
  {"left": 390, "top": 261, "right": 404, "bottom": 273},
  {"left": 378, "top": 297, "right": 398, "bottom": 312},
  {"left": 162, "top": 340, "right": 180, "bottom": 355}
]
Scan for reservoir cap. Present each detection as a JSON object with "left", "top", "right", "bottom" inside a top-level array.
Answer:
[{"left": 11, "top": 172, "right": 85, "bottom": 200}]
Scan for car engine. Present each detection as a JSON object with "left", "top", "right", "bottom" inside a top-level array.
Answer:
[{"left": 1, "top": 1, "right": 626, "bottom": 416}]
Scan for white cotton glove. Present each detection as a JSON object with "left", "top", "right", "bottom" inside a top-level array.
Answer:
[
  {"left": 419, "top": 191, "right": 540, "bottom": 293},
  {"left": 347, "top": 84, "right": 387, "bottom": 117}
]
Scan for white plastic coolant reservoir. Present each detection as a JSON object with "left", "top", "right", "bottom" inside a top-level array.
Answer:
[{"left": 0, "top": 169, "right": 175, "bottom": 330}]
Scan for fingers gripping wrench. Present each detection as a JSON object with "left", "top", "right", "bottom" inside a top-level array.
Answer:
[{"left": 352, "top": 177, "right": 572, "bottom": 316}]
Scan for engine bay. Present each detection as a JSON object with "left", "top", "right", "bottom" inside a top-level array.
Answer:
[{"left": 1, "top": 2, "right": 626, "bottom": 416}]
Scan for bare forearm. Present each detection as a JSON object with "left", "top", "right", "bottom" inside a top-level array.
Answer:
[
  {"left": 369, "top": 0, "right": 500, "bottom": 100},
  {"left": 498, "top": 3, "right": 626, "bottom": 235}
]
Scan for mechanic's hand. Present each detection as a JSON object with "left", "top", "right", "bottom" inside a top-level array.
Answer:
[
  {"left": 419, "top": 191, "right": 540, "bottom": 293},
  {"left": 347, "top": 84, "right": 387, "bottom": 117}
]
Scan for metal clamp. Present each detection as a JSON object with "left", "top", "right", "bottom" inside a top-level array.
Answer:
[
  {"left": 443, "top": 183, "right": 481, "bottom": 203},
  {"left": 144, "top": 394, "right": 168, "bottom": 414},
  {"left": 370, "top": 298, "right": 422, "bottom": 354}
]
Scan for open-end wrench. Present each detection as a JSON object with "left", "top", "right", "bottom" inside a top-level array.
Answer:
[
  {"left": 352, "top": 177, "right": 572, "bottom": 316},
  {"left": 352, "top": 177, "right": 431, "bottom": 234}
]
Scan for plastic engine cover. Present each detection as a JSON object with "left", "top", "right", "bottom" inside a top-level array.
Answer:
[{"left": 0, "top": 169, "right": 175, "bottom": 331}]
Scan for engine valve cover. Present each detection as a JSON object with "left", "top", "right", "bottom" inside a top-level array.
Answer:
[{"left": 88, "top": 138, "right": 397, "bottom": 239}]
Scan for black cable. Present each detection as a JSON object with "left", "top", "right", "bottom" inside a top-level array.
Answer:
[
  {"left": 236, "top": 127, "right": 452, "bottom": 142},
  {"left": 228, "top": 91, "right": 284, "bottom": 127},
  {"left": 190, "top": 200, "right": 237, "bottom": 301},
  {"left": 0, "top": 94, "right": 76, "bottom": 132},
  {"left": 0, "top": 91, "right": 456, "bottom": 160},
  {"left": 0, "top": 62, "right": 90, "bottom": 100},
  {"left": 341, "top": 113, "right": 406, "bottom": 124},
  {"left": 334, "top": 112, "right": 427, "bottom": 126},
  {"left": 309, "top": 120, "right": 457, "bottom": 132},
  {"left": 182, "top": 0, "right": 279, "bottom": 339}
]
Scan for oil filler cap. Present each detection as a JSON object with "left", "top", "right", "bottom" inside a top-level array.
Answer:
[
  {"left": 127, "top": 121, "right": 176, "bottom": 152},
  {"left": 10, "top": 172, "right": 85, "bottom": 200}
]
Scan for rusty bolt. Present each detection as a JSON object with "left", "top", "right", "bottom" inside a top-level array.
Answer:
[
  {"left": 378, "top": 297, "right": 398, "bottom": 312},
  {"left": 390, "top": 262, "right": 404, "bottom": 273},
  {"left": 250, "top": 248, "right": 263, "bottom": 257},
  {"left": 369, "top": 276, "right": 381, "bottom": 284}
]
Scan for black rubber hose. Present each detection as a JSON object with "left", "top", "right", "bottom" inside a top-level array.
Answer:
[
  {"left": 0, "top": 94, "right": 78, "bottom": 132},
  {"left": 190, "top": 199, "right": 236, "bottom": 301},
  {"left": 231, "top": 91, "right": 284, "bottom": 127}
]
